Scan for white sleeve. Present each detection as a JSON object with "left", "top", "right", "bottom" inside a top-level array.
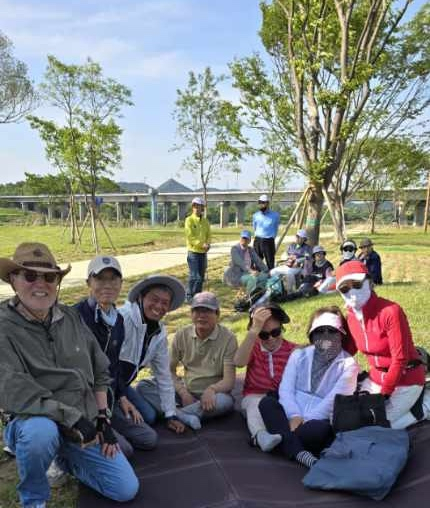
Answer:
[{"left": 278, "top": 349, "right": 302, "bottom": 419}]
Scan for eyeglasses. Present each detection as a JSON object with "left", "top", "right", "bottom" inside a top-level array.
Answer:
[
  {"left": 342, "top": 246, "right": 356, "bottom": 252},
  {"left": 338, "top": 280, "right": 365, "bottom": 294},
  {"left": 258, "top": 201, "right": 268, "bottom": 204},
  {"left": 258, "top": 327, "right": 282, "bottom": 340},
  {"left": 17, "top": 270, "right": 59, "bottom": 284}
]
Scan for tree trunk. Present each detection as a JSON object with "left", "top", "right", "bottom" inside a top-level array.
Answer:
[
  {"left": 424, "top": 170, "right": 430, "bottom": 233},
  {"left": 369, "top": 198, "right": 380, "bottom": 234},
  {"left": 306, "top": 182, "right": 324, "bottom": 246},
  {"left": 323, "top": 188, "right": 345, "bottom": 243}
]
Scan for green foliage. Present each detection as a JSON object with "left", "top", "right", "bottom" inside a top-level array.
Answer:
[
  {"left": 231, "top": 0, "right": 429, "bottom": 243},
  {"left": 0, "top": 31, "right": 37, "bottom": 123},
  {"left": 172, "top": 67, "right": 244, "bottom": 199},
  {"left": 28, "top": 56, "right": 133, "bottom": 200}
]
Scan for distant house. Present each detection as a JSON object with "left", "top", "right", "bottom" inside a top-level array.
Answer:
[{"left": 157, "top": 178, "right": 193, "bottom": 193}]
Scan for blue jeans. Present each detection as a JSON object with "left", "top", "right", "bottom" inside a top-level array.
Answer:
[
  {"left": 125, "top": 385, "right": 158, "bottom": 425},
  {"left": 4, "top": 417, "right": 139, "bottom": 507},
  {"left": 187, "top": 251, "right": 207, "bottom": 299}
]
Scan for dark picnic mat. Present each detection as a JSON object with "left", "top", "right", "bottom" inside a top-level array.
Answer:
[{"left": 79, "top": 413, "right": 430, "bottom": 508}]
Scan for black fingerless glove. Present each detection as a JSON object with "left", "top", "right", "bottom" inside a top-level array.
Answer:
[
  {"left": 73, "top": 416, "right": 97, "bottom": 444},
  {"left": 96, "top": 415, "right": 118, "bottom": 445}
]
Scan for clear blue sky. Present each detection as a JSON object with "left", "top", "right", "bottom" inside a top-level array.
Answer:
[
  {"left": 0, "top": 0, "right": 426, "bottom": 190},
  {"left": 1, "top": 0, "right": 268, "bottom": 189}
]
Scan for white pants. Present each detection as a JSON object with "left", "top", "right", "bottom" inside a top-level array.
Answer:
[
  {"left": 241, "top": 393, "right": 267, "bottom": 437},
  {"left": 360, "top": 377, "right": 423, "bottom": 429},
  {"left": 270, "top": 266, "right": 302, "bottom": 293}
]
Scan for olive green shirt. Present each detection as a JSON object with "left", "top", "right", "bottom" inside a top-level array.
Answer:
[{"left": 170, "top": 323, "right": 238, "bottom": 396}]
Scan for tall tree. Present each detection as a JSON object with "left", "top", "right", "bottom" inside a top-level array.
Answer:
[
  {"left": 172, "top": 67, "right": 243, "bottom": 204},
  {"left": 231, "top": 0, "right": 429, "bottom": 245},
  {"left": 28, "top": 56, "right": 132, "bottom": 250},
  {"left": 0, "top": 31, "right": 37, "bottom": 124}
]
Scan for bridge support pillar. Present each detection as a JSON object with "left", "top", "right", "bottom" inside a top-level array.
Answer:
[
  {"left": 116, "top": 202, "right": 122, "bottom": 223},
  {"left": 414, "top": 201, "right": 426, "bottom": 226},
  {"left": 235, "top": 202, "right": 246, "bottom": 227},
  {"left": 177, "top": 202, "right": 187, "bottom": 221},
  {"left": 219, "top": 201, "right": 230, "bottom": 228}
]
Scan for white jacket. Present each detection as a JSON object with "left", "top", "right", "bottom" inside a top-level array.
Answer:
[
  {"left": 279, "top": 346, "right": 359, "bottom": 422},
  {"left": 119, "top": 301, "right": 176, "bottom": 417}
]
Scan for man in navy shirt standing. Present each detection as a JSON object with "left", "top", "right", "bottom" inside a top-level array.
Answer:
[{"left": 252, "top": 194, "right": 280, "bottom": 270}]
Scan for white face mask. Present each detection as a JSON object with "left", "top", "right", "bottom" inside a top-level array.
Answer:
[
  {"left": 342, "top": 250, "right": 355, "bottom": 260},
  {"left": 341, "top": 279, "right": 371, "bottom": 310}
]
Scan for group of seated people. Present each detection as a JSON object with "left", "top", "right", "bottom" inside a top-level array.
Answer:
[
  {"left": 224, "top": 229, "right": 383, "bottom": 303},
  {"left": 0, "top": 241, "right": 423, "bottom": 507}
]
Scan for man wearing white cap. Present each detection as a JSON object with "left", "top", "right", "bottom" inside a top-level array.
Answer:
[
  {"left": 184, "top": 197, "right": 212, "bottom": 302},
  {"left": 252, "top": 194, "right": 280, "bottom": 270},
  {"left": 76, "top": 255, "right": 158, "bottom": 455}
]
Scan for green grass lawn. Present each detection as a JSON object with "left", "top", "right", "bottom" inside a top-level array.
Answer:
[
  {"left": 1, "top": 226, "right": 429, "bottom": 507},
  {"left": 0, "top": 224, "right": 243, "bottom": 263}
]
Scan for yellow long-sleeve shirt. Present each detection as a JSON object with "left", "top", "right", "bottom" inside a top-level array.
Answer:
[{"left": 185, "top": 213, "right": 211, "bottom": 253}]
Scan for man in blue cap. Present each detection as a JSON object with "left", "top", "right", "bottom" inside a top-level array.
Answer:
[
  {"left": 224, "top": 230, "right": 269, "bottom": 294},
  {"left": 252, "top": 195, "right": 280, "bottom": 270}
]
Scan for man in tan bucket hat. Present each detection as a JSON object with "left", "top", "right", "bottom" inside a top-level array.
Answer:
[{"left": 0, "top": 242, "right": 139, "bottom": 508}]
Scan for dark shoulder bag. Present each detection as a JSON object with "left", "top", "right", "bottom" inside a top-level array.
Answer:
[{"left": 332, "top": 390, "right": 390, "bottom": 433}]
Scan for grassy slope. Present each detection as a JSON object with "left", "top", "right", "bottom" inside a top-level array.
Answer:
[{"left": 1, "top": 226, "right": 429, "bottom": 507}]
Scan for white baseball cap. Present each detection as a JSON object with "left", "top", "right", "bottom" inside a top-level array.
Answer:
[
  {"left": 258, "top": 194, "right": 270, "bottom": 202},
  {"left": 87, "top": 255, "right": 122, "bottom": 278},
  {"left": 296, "top": 229, "right": 308, "bottom": 239},
  {"left": 192, "top": 197, "right": 205, "bottom": 206}
]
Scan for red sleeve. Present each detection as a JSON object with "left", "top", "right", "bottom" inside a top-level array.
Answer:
[{"left": 380, "top": 305, "right": 410, "bottom": 395}]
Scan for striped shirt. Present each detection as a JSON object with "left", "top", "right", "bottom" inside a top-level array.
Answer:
[{"left": 243, "top": 339, "right": 296, "bottom": 397}]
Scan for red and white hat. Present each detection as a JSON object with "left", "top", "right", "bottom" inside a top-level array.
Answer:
[
  {"left": 309, "top": 312, "right": 346, "bottom": 337},
  {"left": 335, "top": 260, "right": 368, "bottom": 289}
]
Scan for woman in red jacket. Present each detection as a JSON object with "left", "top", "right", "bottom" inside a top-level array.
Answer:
[{"left": 335, "top": 260, "right": 425, "bottom": 429}]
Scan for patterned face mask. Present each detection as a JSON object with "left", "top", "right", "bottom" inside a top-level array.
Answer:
[
  {"left": 340, "top": 279, "right": 371, "bottom": 310},
  {"left": 312, "top": 333, "right": 342, "bottom": 361}
]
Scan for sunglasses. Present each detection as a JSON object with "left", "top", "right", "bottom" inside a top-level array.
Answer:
[
  {"left": 313, "top": 326, "right": 340, "bottom": 335},
  {"left": 258, "top": 327, "right": 282, "bottom": 340},
  {"left": 338, "top": 280, "right": 365, "bottom": 294},
  {"left": 17, "top": 270, "right": 59, "bottom": 284},
  {"left": 342, "top": 246, "right": 356, "bottom": 252}
]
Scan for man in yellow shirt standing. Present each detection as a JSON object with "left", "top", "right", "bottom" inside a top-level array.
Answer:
[{"left": 184, "top": 197, "right": 211, "bottom": 302}]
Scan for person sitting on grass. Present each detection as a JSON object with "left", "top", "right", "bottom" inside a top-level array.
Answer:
[
  {"left": 283, "top": 245, "right": 335, "bottom": 301},
  {"left": 119, "top": 274, "right": 200, "bottom": 432},
  {"left": 270, "top": 229, "right": 312, "bottom": 293},
  {"left": 76, "top": 255, "right": 157, "bottom": 456},
  {"left": 234, "top": 303, "right": 296, "bottom": 452},
  {"left": 258, "top": 306, "right": 359, "bottom": 468},
  {"left": 339, "top": 239, "right": 358, "bottom": 265},
  {"left": 0, "top": 243, "right": 138, "bottom": 508},
  {"left": 170, "top": 292, "right": 238, "bottom": 429},
  {"left": 224, "top": 229, "right": 269, "bottom": 295},
  {"left": 358, "top": 237, "right": 383, "bottom": 285},
  {"left": 336, "top": 261, "right": 426, "bottom": 429}
]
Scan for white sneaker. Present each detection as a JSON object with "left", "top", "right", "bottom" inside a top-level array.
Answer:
[
  {"left": 3, "top": 445, "right": 15, "bottom": 458},
  {"left": 176, "top": 410, "right": 202, "bottom": 430},
  {"left": 47, "top": 459, "right": 68, "bottom": 487},
  {"left": 255, "top": 430, "right": 282, "bottom": 452}
]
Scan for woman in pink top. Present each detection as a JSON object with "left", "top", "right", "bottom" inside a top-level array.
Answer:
[{"left": 234, "top": 303, "right": 296, "bottom": 452}]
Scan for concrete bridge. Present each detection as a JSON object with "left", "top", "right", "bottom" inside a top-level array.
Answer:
[{"left": 0, "top": 187, "right": 427, "bottom": 227}]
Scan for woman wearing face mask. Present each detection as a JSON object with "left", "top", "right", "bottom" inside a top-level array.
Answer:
[
  {"left": 339, "top": 239, "right": 358, "bottom": 265},
  {"left": 234, "top": 303, "right": 296, "bottom": 452},
  {"left": 336, "top": 261, "right": 426, "bottom": 429},
  {"left": 258, "top": 306, "right": 359, "bottom": 468}
]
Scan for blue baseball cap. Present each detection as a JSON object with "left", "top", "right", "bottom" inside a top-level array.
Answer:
[{"left": 240, "top": 230, "right": 252, "bottom": 240}]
